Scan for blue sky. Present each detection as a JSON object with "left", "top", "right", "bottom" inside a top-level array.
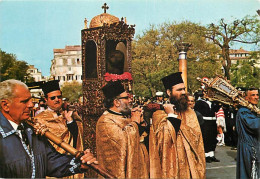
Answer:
[{"left": 0, "top": 0, "right": 259, "bottom": 76}]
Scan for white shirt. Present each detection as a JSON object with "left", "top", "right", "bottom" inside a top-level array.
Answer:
[{"left": 8, "top": 120, "right": 22, "bottom": 139}]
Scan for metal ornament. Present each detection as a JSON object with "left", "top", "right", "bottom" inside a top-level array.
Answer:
[{"left": 198, "top": 75, "right": 260, "bottom": 114}]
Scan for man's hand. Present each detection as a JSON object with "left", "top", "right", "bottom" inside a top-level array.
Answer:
[
  {"left": 163, "top": 104, "right": 175, "bottom": 114},
  {"left": 131, "top": 106, "right": 143, "bottom": 124},
  {"left": 80, "top": 149, "right": 98, "bottom": 166},
  {"left": 64, "top": 110, "right": 73, "bottom": 122}
]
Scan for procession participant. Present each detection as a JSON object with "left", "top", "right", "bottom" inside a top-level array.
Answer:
[
  {"left": 216, "top": 106, "right": 226, "bottom": 146},
  {"left": 224, "top": 104, "right": 238, "bottom": 149},
  {"left": 150, "top": 72, "right": 206, "bottom": 178},
  {"left": 96, "top": 81, "right": 149, "bottom": 178},
  {"left": 236, "top": 87, "right": 259, "bottom": 179},
  {"left": 194, "top": 87, "right": 221, "bottom": 163},
  {"left": 187, "top": 93, "right": 204, "bottom": 126},
  {"left": 154, "top": 91, "right": 164, "bottom": 105},
  {"left": 35, "top": 80, "right": 84, "bottom": 178},
  {"left": 35, "top": 98, "right": 46, "bottom": 116},
  {"left": 36, "top": 80, "right": 83, "bottom": 151},
  {"left": 0, "top": 79, "right": 97, "bottom": 178}
]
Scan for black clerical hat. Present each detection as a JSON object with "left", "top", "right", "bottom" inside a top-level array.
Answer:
[
  {"left": 102, "top": 81, "right": 125, "bottom": 99},
  {"left": 42, "top": 80, "right": 60, "bottom": 95},
  {"left": 161, "top": 72, "right": 184, "bottom": 90}
]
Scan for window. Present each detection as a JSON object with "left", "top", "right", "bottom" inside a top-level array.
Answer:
[
  {"left": 72, "top": 59, "right": 76, "bottom": 65},
  {"left": 60, "top": 59, "right": 63, "bottom": 65},
  {"left": 68, "top": 59, "right": 72, "bottom": 65},
  {"left": 66, "top": 75, "right": 74, "bottom": 81},
  {"left": 85, "top": 40, "right": 97, "bottom": 79}
]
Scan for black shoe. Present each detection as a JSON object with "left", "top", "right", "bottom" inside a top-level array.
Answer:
[
  {"left": 206, "top": 157, "right": 212, "bottom": 163},
  {"left": 211, "top": 156, "right": 220, "bottom": 162}
]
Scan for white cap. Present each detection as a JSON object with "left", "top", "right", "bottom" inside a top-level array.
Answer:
[{"left": 156, "top": 91, "right": 163, "bottom": 96}]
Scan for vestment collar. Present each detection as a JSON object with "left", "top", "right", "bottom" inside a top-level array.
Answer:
[
  {"left": 107, "top": 109, "right": 123, "bottom": 116},
  {"left": 47, "top": 107, "right": 62, "bottom": 116}
]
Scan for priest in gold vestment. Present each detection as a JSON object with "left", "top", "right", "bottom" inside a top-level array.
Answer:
[
  {"left": 35, "top": 80, "right": 84, "bottom": 178},
  {"left": 150, "top": 72, "right": 206, "bottom": 178},
  {"left": 96, "top": 81, "right": 149, "bottom": 178}
]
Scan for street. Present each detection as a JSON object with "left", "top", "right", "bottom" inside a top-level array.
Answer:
[{"left": 206, "top": 145, "right": 237, "bottom": 178}]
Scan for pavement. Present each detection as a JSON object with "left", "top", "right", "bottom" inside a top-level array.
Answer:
[{"left": 206, "top": 145, "right": 237, "bottom": 179}]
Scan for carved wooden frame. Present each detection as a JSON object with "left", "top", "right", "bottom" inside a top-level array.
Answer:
[{"left": 81, "top": 20, "right": 135, "bottom": 115}]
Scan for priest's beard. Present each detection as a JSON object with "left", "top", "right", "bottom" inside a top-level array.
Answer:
[
  {"left": 119, "top": 100, "right": 132, "bottom": 116},
  {"left": 169, "top": 93, "right": 188, "bottom": 112}
]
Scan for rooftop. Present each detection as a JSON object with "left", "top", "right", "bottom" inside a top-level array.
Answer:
[
  {"left": 53, "top": 45, "right": 81, "bottom": 53},
  {"left": 229, "top": 48, "right": 249, "bottom": 54}
]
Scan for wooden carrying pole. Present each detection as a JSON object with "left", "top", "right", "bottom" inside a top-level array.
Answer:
[{"left": 26, "top": 120, "right": 115, "bottom": 178}]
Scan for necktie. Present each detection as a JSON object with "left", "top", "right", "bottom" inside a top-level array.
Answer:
[{"left": 17, "top": 124, "right": 29, "bottom": 147}]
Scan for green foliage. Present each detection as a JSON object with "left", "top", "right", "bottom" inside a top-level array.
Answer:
[
  {"left": 61, "top": 81, "right": 82, "bottom": 103},
  {"left": 0, "top": 49, "right": 31, "bottom": 82},
  {"left": 187, "top": 58, "right": 222, "bottom": 93},
  {"left": 132, "top": 21, "right": 222, "bottom": 97},
  {"left": 205, "top": 15, "right": 260, "bottom": 79},
  {"left": 231, "top": 58, "right": 260, "bottom": 88}
]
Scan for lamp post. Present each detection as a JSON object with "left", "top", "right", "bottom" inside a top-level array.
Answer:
[{"left": 176, "top": 42, "right": 191, "bottom": 92}]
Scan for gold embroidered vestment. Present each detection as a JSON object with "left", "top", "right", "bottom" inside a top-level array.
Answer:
[
  {"left": 150, "top": 108, "right": 206, "bottom": 178},
  {"left": 96, "top": 111, "right": 149, "bottom": 178},
  {"left": 35, "top": 110, "right": 84, "bottom": 178}
]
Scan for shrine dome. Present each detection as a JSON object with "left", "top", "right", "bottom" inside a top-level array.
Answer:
[{"left": 89, "top": 13, "right": 120, "bottom": 28}]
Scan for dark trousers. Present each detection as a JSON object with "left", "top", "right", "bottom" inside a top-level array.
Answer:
[{"left": 201, "top": 120, "right": 218, "bottom": 153}]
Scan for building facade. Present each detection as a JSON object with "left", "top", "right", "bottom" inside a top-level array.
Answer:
[
  {"left": 26, "top": 65, "right": 48, "bottom": 101},
  {"left": 217, "top": 48, "right": 260, "bottom": 69},
  {"left": 27, "top": 65, "right": 45, "bottom": 82},
  {"left": 50, "top": 45, "right": 82, "bottom": 86},
  {"left": 229, "top": 48, "right": 260, "bottom": 68}
]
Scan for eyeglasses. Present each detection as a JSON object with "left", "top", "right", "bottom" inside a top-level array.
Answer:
[
  {"left": 117, "top": 96, "right": 129, "bottom": 100},
  {"left": 49, "top": 95, "right": 62, "bottom": 100}
]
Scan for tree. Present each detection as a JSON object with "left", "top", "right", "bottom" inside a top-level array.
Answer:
[
  {"left": 204, "top": 15, "right": 260, "bottom": 80},
  {"left": 132, "top": 25, "right": 174, "bottom": 97},
  {"left": 0, "top": 49, "right": 32, "bottom": 82},
  {"left": 132, "top": 21, "right": 222, "bottom": 97},
  {"left": 61, "top": 81, "right": 82, "bottom": 103},
  {"left": 230, "top": 53, "right": 260, "bottom": 88}
]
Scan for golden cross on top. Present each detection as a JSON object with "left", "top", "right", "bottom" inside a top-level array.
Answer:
[{"left": 102, "top": 3, "right": 109, "bottom": 13}]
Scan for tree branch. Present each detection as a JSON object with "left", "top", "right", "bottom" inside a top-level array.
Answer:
[{"left": 232, "top": 39, "right": 259, "bottom": 44}]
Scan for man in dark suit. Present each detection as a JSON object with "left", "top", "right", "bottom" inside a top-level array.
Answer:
[{"left": 0, "top": 79, "right": 97, "bottom": 178}]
